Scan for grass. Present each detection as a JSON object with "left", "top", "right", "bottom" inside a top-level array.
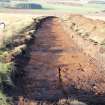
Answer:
[
  {"left": 44, "top": 3, "right": 105, "bottom": 13},
  {"left": 0, "top": 62, "right": 14, "bottom": 88},
  {"left": 0, "top": 13, "right": 44, "bottom": 105},
  {"left": 0, "top": 62, "right": 13, "bottom": 74},
  {"left": 58, "top": 99, "right": 87, "bottom": 105},
  {"left": 25, "top": 1, "right": 105, "bottom": 13},
  {"left": 0, "top": 13, "right": 36, "bottom": 105},
  {"left": 15, "top": 0, "right": 105, "bottom": 13},
  {"left": 0, "top": 13, "right": 35, "bottom": 48},
  {"left": 0, "top": 62, "right": 13, "bottom": 105},
  {"left": 0, "top": 13, "right": 35, "bottom": 73},
  {"left": 0, "top": 91, "right": 9, "bottom": 105},
  {"left": 1, "top": 1, "right": 105, "bottom": 13}
]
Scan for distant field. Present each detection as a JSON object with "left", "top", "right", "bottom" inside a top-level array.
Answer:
[
  {"left": 24, "top": 1, "right": 105, "bottom": 13},
  {"left": 41, "top": 3, "right": 105, "bottom": 13},
  {"left": 1, "top": 0, "right": 105, "bottom": 13}
]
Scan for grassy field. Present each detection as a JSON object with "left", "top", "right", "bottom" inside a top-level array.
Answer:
[
  {"left": 23, "top": 0, "right": 105, "bottom": 13},
  {"left": 0, "top": 13, "right": 36, "bottom": 105},
  {"left": 41, "top": 3, "right": 105, "bottom": 13},
  {"left": 0, "top": 13, "right": 39, "bottom": 47},
  {"left": 1, "top": 0, "right": 105, "bottom": 13},
  {"left": 28, "top": 0, "right": 105, "bottom": 11}
]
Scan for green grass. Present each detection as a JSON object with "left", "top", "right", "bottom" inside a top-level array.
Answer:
[
  {"left": 1, "top": 1, "right": 105, "bottom": 13},
  {"left": 0, "top": 62, "right": 12, "bottom": 74},
  {"left": 41, "top": 3, "right": 105, "bottom": 13},
  {"left": 18, "top": 0, "right": 105, "bottom": 13},
  {"left": 0, "top": 62, "right": 14, "bottom": 89},
  {"left": 0, "top": 91, "right": 9, "bottom": 105},
  {"left": 0, "top": 62, "right": 13, "bottom": 105},
  {"left": 0, "top": 13, "right": 37, "bottom": 105},
  {"left": 1, "top": 0, "right": 105, "bottom": 13}
]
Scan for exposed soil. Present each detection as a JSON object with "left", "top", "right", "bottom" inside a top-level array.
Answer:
[{"left": 13, "top": 17, "right": 105, "bottom": 105}]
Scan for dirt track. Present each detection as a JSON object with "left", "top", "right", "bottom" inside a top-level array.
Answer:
[{"left": 14, "top": 17, "right": 105, "bottom": 104}]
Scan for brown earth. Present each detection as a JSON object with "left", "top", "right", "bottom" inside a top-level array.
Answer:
[
  {"left": 14, "top": 17, "right": 105, "bottom": 105},
  {"left": 62, "top": 14, "right": 105, "bottom": 44},
  {"left": 62, "top": 14, "right": 105, "bottom": 71}
]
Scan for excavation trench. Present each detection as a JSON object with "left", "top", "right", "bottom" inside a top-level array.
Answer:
[{"left": 12, "top": 17, "right": 105, "bottom": 104}]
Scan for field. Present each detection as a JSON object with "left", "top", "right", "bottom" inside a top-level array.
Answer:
[
  {"left": 1, "top": 0, "right": 105, "bottom": 13},
  {"left": 41, "top": 3, "right": 105, "bottom": 13},
  {"left": 19, "top": 0, "right": 105, "bottom": 13},
  {"left": 0, "top": 13, "right": 39, "bottom": 105},
  {"left": 1, "top": 2, "right": 105, "bottom": 104},
  {"left": 0, "top": 13, "right": 36, "bottom": 47}
]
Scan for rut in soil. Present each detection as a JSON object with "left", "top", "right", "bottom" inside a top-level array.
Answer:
[{"left": 12, "top": 17, "right": 105, "bottom": 104}]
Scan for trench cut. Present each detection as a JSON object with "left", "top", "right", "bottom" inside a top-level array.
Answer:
[
  {"left": 16, "top": 17, "right": 105, "bottom": 102},
  {"left": 21, "top": 17, "right": 76, "bottom": 100}
]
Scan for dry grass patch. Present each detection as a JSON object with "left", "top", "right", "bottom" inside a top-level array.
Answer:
[
  {"left": 0, "top": 13, "right": 38, "bottom": 47},
  {"left": 63, "top": 14, "right": 105, "bottom": 45}
]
